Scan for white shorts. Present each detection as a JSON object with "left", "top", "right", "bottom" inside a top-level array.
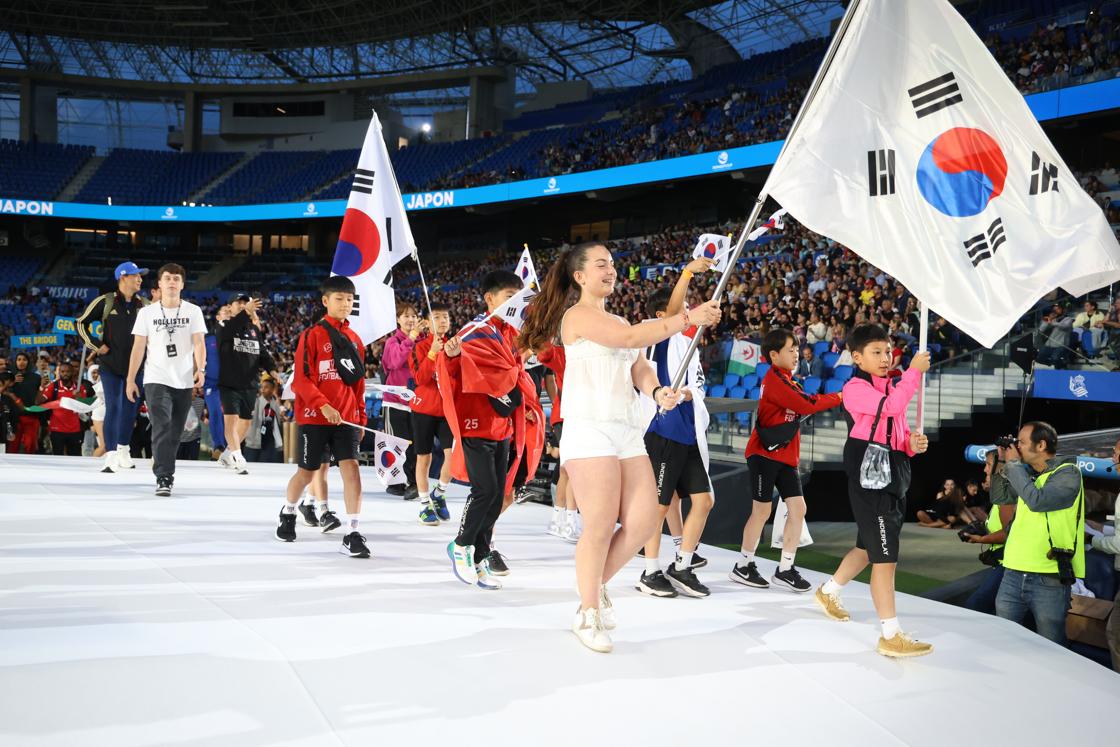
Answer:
[
  {"left": 559, "top": 419, "right": 648, "bottom": 465},
  {"left": 92, "top": 403, "right": 105, "bottom": 422}
]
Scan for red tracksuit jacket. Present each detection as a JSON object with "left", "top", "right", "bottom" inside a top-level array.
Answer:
[
  {"left": 291, "top": 316, "right": 367, "bottom": 427},
  {"left": 745, "top": 366, "right": 842, "bottom": 467},
  {"left": 408, "top": 332, "right": 445, "bottom": 418}
]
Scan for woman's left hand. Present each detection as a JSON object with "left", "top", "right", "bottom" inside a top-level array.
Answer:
[
  {"left": 655, "top": 388, "right": 684, "bottom": 411},
  {"left": 910, "top": 431, "right": 929, "bottom": 454}
]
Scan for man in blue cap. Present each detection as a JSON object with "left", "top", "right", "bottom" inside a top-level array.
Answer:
[{"left": 77, "top": 261, "right": 150, "bottom": 473}]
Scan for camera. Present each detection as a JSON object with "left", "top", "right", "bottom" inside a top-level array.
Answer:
[
  {"left": 1046, "top": 547, "right": 1076, "bottom": 586},
  {"left": 978, "top": 547, "right": 1004, "bottom": 568},
  {"left": 994, "top": 434, "right": 1017, "bottom": 449},
  {"left": 957, "top": 519, "right": 987, "bottom": 542}
]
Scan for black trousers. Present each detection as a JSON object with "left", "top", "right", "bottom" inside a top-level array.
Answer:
[
  {"left": 384, "top": 406, "right": 417, "bottom": 487},
  {"left": 456, "top": 437, "right": 510, "bottom": 560},
  {"left": 50, "top": 431, "right": 83, "bottom": 456}
]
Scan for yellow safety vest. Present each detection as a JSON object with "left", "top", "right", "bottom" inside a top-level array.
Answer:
[
  {"left": 1002, "top": 463, "right": 1085, "bottom": 577},
  {"left": 985, "top": 504, "right": 1005, "bottom": 553}
]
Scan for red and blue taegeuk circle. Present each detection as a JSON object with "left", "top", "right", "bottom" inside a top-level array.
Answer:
[
  {"left": 915, "top": 127, "right": 1007, "bottom": 218},
  {"left": 331, "top": 208, "right": 381, "bottom": 276},
  {"left": 702, "top": 241, "right": 718, "bottom": 259},
  {"left": 380, "top": 451, "right": 396, "bottom": 468}
]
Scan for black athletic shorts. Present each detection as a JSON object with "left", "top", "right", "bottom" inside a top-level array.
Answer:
[
  {"left": 645, "top": 431, "right": 710, "bottom": 506},
  {"left": 850, "top": 481, "right": 906, "bottom": 564},
  {"left": 220, "top": 386, "right": 256, "bottom": 420},
  {"left": 410, "top": 411, "right": 452, "bottom": 455},
  {"left": 296, "top": 423, "right": 360, "bottom": 470},
  {"left": 746, "top": 454, "right": 803, "bottom": 504},
  {"left": 510, "top": 447, "right": 529, "bottom": 489}
]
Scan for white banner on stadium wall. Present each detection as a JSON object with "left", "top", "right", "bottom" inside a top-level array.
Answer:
[{"left": 763, "top": 0, "right": 1120, "bottom": 348}]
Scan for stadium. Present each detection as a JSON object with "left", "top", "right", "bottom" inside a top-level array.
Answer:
[{"left": 1, "top": 0, "right": 1119, "bottom": 743}]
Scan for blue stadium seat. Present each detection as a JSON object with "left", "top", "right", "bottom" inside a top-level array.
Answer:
[
  {"left": 748, "top": 386, "right": 762, "bottom": 400},
  {"left": 728, "top": 386, "right": 747, "bottom": 399},
  {"left": 831, "top": 365, "right": 854, "bottom": 382},
  {"left": 723, "top": 373, "right": 741, "bottom": 389},
  {"left": 812, "top": 341, "right": 830, "bottom": 358},
  {"left": 821, "top": 352, "right": 840, "bottom": 372},
  {"left": 802, "top": 376, "right": 822, "bottom": 395},
  {"left": 709, "top": 384, "right": 728, "bottom": 398},
  {"left": 754, "top": 363, "right": 771, "bottom": 379},
  {"left": 823, "top": 379, "right": 844, "bottom": 394},
  {"left": 739, "top": 374, "right": 758, "bottom": 390}
]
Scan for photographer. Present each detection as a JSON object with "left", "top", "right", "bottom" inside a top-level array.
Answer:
[
  {"left": 962, "top": 450, "right": 1018, "bottom": 614},
  {"left": 993, "top": 421, "right": 1086, "bottom": 646}
]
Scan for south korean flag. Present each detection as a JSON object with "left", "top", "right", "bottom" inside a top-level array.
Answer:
[
  {"left": 692, "top": 234, "right": 732, "bottom": 273},
  {"left": 492, "top": 285, "right": 537, "bottom": 332},
  {"left": 514, "top": 246, "right": 538, "bottom": 289},
  {"left": 373, "top": 430, "right": 412, "bottom": 487}
]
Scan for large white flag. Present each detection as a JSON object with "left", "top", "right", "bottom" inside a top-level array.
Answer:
[
  {"left": 372, "top": 429, "right": 412, "bottom": 487},
  {"left": 764, "top": 0, "right": 1120, "bottom": 348},
  {"left": 514, "top": 246, "right": 538, "bottom": 288},
  {"left": 330, "top": 112, "right": 416, "bottom": 346}
]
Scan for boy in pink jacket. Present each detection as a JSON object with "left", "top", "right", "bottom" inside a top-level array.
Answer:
[{"left": 814, "top": 323, "right": 933, "bottom": 658}]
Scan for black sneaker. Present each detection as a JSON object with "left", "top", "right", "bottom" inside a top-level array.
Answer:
[
  {"left": 340, "top": 531, "right": 370, "bottom": 558},
  {"left": 155, "top": 476, "right": 172, "bottom": 497},
  {"left": 385, "top": 484, "right": 406, "bottom": 496},
  {"left": 298, "top": 503, "right": 319, "bottom": 527},
  {"left": 402, "top": 485, "right": 420, "bottom": 501},
  {"left": 771, "top": 566, "right": 812, "bottom": 593},
  {"left": 487, "top": 550, "right": 510, "bottom": 576},
  {"left": 318, "top": 510, "right": 342, "bottom": 533},
  {"left": 275, "top": 510, "right": 297, "bottom": 542},
  {"left": 665, "top": 562, "right": 711, "bottom": 598},
  {"left": 729, "top": 561, "right": 769, "bottom": 588},
  {"left": 636, "top": 570, "right": 678, "bottom": 598},
  {"left": 688, "top": 552, "right": 708, "bottom": 570}
]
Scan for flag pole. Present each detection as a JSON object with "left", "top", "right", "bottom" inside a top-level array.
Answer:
[
  {"left": 412, "top": 248, "right": 435, "bottom": 321},
  {"left": 916, "top": 302, "right": 929, "bottom": 433},
  {"left": 663, "top": 0, "right": 865, "bottom": 402}
]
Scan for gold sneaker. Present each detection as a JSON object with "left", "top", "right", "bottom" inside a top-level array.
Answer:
[
  {"left": 572, "top": 606, "right": 613, "bottom": 653},
  {"left": 877, "top": 632, "right": 933, "bottom": 658},
  {"left": 815, "top": 585, "right": 850, "bottom": 622}
]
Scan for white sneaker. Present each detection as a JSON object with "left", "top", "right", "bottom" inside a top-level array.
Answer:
[
  {"left": 476, "top": 560, "right": 503, "bottom": 590},
  {"left": 561, "top": 513, "right": 582, "bottom": 544},
  {"left": 572, "top": 606, "right": 613, "bottom": 653},
  {"left": 100, "top": 450, "right": 120, "bottom": 473},
  {"left": 599, "top": 585, "right": 617, "bottom": 630},
  {"left": 231, "top": 452, "right": 249, "bottom": 475},
  {"left": 115, "top": 446, "right": 135, "bottom": 470},
  {"left": 218, "top": 450, "right": 236, "bottom": 470},
  {"left": 547, "top": 511, "right": 565, "bottom": 537}
]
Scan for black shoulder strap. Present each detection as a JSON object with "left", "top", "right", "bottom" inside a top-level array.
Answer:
[
  {"left": 301, "top": 328, "right": 314, "bottom": 378},
  {"left": 868, "top": 377, "right": 892, "bottom": 446}
]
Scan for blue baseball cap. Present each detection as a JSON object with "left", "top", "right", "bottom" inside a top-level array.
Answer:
[{"left": 114, "top": 261, "right": 150, "bottom": 281}]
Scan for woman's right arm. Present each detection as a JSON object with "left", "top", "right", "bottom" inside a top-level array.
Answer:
[{"left": 564, "top": 300, "right": 719, "bottom": 349}]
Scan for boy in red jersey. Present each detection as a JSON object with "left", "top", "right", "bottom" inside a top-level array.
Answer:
[
  {"left": 729, "top": 328, "right": 842, "bottom": 592},
  {"left": 410, "top": 301, "right": 455, "bottom": 526},
  {"left": 274, "top": 276, "right": 370, "bottom": 558},
  {"left": 438, "top": 270, "right": 528, "bottom": 590}
]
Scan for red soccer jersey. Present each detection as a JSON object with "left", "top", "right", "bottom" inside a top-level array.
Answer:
[
  {"left": 291, "top": 316, "right": 367, "bottom": 427},
  {"left": 43, "top": 379, "right": 90, "bottom": 433},
  {"left": 745, "top": 366, "right": 842, "bottom": 467},
  {"left": 408, "top": 333, "right": 445, "bottom": 418}
]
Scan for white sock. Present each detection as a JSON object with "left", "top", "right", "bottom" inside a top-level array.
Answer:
[
  {"left": 315, "top": 499, "right": 329, "bottom": 516},
  {"left": 779, "top": 551, "right": 796, "bottom": 572},
  {"left": 566, "top": 508, "right": 578, "bottom": 522},
  {"left": 346, "top": 514, "right": 359, "bottom": 533},
  {"left": 438, "top": 481, "right": 450, "bottom": 491},
  {"left": 822, "top": 577, "right": 844, "bottom": 596},
  {"left": 676, "top": 550, "right": 694, "bottom": 570},
  {"left": 551, "top": 505, "right": 563, "bottom": 521},
  {"left": 282, "top": 502, "right": 298, "bottom": 514},
  {"left": 230, "top": 449, "right": 242, "bottom": 459},
  {"left": 671, "top": 535, "right": 682, "bottom": 548},
  {"left": 419, "top": 489, "right": 431, "bottom": 504},
  {"left": 645, "top": 557, "right": 661, "bottom": 575},
  {"left": 116, "top": 444, "right": 129, "bottom": 455},
  {"left": 881, "top": 617, "right": 901, "bottom": 639},
  {"left": 740, "top": 551, "right": 755, "bottom": 567}
]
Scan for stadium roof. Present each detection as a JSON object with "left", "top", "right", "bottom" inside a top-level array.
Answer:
[{"left": 0, "top": 1, "right": 841, "bottom": 91}]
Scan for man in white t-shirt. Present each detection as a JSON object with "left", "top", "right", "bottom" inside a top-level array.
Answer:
[{"left": 125, "top": 263, "right": 207, "bottom": 497}]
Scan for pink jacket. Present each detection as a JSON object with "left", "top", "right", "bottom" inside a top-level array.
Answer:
[
  {"left": 842, "top": 367, "right": 921, "bottom": 456},
  {"left": 381, "top": 329, "right": 415, "bottom": 408}
]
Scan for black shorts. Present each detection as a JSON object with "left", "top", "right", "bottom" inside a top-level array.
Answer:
[
  {"left": 746, "top": 454, "right": 803, "bottom": 504},
  {"left": 410, "top": 411, "right": 452, "bottom": 455},
  {"left": 296, "top": 424, "right": 360, "bottom": 471},
  {"left": 850, "top": 481, "right": 906, "bottom": 564},
  {"left": 548, "top": 421, "right": 563, "bottom": 449},
  {"left": 510, "top": 447, "right": 529, "bottom": 489},
  {"left": 645, "top": 431, "right": 710, "bottom": 506},
  {"left": 219, "top": 387, "right": 256, "bottom": 420}
]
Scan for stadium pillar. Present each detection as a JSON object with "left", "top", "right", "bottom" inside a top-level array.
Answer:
[
  {"left": 183, "top": 90, "right": 202, "bottom": 152},
  {"left": 19, "top": 78, "right": 58, "bottom": 144},
  {"left": 467, "top": 70, "right": 514, "bottom": 139}
]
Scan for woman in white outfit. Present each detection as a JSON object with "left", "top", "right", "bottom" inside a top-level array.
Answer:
[
  {"left": 88, "top": 364, "right": 107, "bottom": 457},
  {"left": 521, "top": 242, "right": 720, "bottom": 653}
]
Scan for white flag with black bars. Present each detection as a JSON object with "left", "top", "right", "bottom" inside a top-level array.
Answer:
[
  {"left": 514, "top": 247, "right": 538, "bottom": 288},
  {"left": 329, "top": 112, "right": 417, "bottom": 346},
  {"left": 763, "top": 0, "right": 1120, "bottom": 348},
  {"left": 692, "top": 234, "right": 732, "bottom": 273},
  {"left": 493, "top": 285, "right": 537, "bottom": 331},
  {"left": 372, "top": 429, "right": 412, "bottom": 487}
]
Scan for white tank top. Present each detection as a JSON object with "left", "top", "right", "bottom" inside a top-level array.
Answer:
[{"left": 561, "top": 310, "right": 645, "bottom": 428}]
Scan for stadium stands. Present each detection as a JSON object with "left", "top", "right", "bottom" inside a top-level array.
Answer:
[
  {"left": 0, "top": 140, "right": 93, "bottom": 201},
  {"left": 76, "top": 149, "right": 241, "bottom": 205}
]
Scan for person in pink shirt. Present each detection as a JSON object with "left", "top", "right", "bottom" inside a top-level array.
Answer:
[
  {"left": 813, "top": 323, "right": 933, "bottom": 658},
  {"left": 381, "top": 303, "right": 421, "bottom": 499}
]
